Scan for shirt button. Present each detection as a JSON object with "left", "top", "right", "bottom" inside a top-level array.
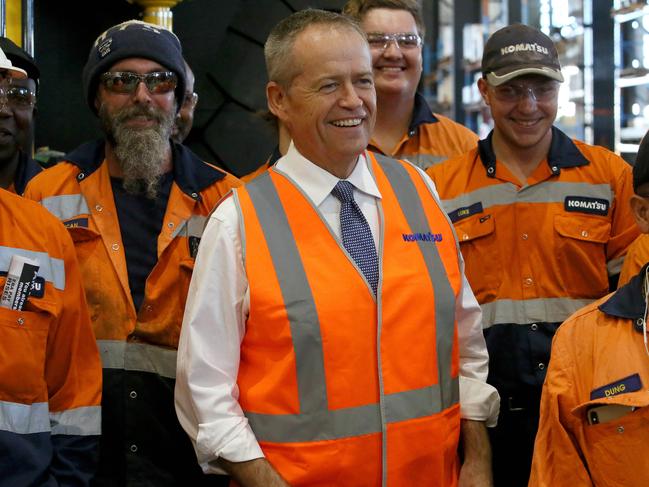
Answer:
[
  {"left": 95, "top": 204, "right": 103, "bottom": 212},
  {"left": 537, "top": 362, "right": 545, "bottom": 370},
  {"left": 77, "top": 172, "right": 86, "bottom": 181},
  {"left": 524, "top": 277, "right": 533, "bottom": 286},
  {"left": 522, "top": 233, "right": 528, "bottom": 240},
  {"left": 551, "top": 166, "right": 558, "bottom": 173},
  {"left": 617, "top": 426, "right": 625, "bottom": 434},
  {"left": 112, "top": 243, "right": 119, "bottom": 251},
  {"left": 463, "top": 234, "right": 469, "bottom": 241},
  {"left": 581, "top": 230, "right": 589, "bottom": 238},
  {"left": 530, "top": 323, "right": 538, "bottom": 331},
  {"left": 130, "top": 444, "right": 138, "bottom": 452},
  {"left": 145, "top": 305, "right": 153, "bottom": 312},
  {"left": 17, "top": 317, "right": 24, "bottom": 325},
  {"left": 167, "top": 222, "right": 174, "bottom": 228},
  {"left": 129, "top": 391, "right": 137, "bottom": 399},
  {"left": 191, "top": 192, "right": 199, "bottom": 199}
]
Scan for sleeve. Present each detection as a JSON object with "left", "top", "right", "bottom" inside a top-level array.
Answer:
[
  {"left": 45, "top": 218, "right": 102, "bottom": 485},
  {"left": 175, "top": 195, "right": 264, "bottom": 475},
  {"left": 415, "top": 166, "right": 500, "bottom": 426},
  {"left": 607, "top": 156, "right": 641, "bottom": 276},
  {"left": 529, "top": 327, "right": 592, "bottom": 486}
]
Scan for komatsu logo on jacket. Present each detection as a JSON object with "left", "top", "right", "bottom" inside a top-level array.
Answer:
[
  {"left": 500, "top": 43, "right": 549, "bottom": 55},
  {"left": 564, "top": 196, "right": 610, "bottom": 216}
]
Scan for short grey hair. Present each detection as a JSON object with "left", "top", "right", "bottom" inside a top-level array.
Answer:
[{"left": 264, "top": 8, "right": 367, "bottom": 87}]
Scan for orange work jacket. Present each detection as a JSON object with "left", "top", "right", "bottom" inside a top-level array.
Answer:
[
  {"left": 235, "top": 151, "right": 462, "bottom": 486},
  {"left": 367, "top": 93, "right": 478, "bottom": 170},
  {"left": 530, "top": 266, "right": 649, "bottom": 487}
]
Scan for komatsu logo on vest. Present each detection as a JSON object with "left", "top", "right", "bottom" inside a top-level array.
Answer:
[
  {"left": 402, "top": 232, "right": 443, "bottom": 243},
  {"left": 500, "top": 43, "right": 549, "bottom": 56},
  {"left": 564, "top": 196, "right": 609, "bottom": 216}
]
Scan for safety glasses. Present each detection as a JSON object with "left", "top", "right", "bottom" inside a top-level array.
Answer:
[
  {"left": 100, "top": 71, "right": 178, "bottom": 95},
  {"left": 366, "top": 32, "right": 422, "bottom": 50},
  {"left": 0, "top": 86, "right": 36, "bottom": 109},
  {"left": 490, "top": 81, "right": 559, "bottom": 103}
]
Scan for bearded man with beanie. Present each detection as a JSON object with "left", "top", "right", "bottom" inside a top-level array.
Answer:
[{"left": 25, "top": 20, "right": 239, "bottom": 486}]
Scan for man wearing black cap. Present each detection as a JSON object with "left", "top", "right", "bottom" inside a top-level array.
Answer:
[
  {"left": 428, "top": 24, "right": 639, "bottom": 486},
  {"left": 529, "top": 131, "right": 649, "bottom": 486},
  {"left": 24, "top": 20, "right": 239, "bottom": 486},
  {"left": 0, "top": 37, "right": 40, "bottom": 194}
]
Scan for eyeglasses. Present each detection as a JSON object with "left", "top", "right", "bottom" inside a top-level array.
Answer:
[
  {"left": 0, "top": 86, "right": 36, "bottom": 109},
  {"left": 182, "top": 92, "right": 198, "bottom": 108},
  {"left": 366, "top": 32, "right": 422, "bottom": 50},
  {"left": 490, "top": 81, "right": 559, "bottom": 103},
  {"left": 100, "top": 71, "right": 178, "bottom": 95}
]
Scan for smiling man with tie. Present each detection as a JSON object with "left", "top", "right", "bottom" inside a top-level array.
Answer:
[{"left": 175, "top": 8, "right": 499, "bottom": 487}]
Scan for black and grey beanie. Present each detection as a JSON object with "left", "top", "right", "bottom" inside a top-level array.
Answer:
[{"left": 82, "top": 20, "right": 186, "bottom": 115}]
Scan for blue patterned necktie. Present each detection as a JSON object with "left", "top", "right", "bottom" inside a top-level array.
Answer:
[{"left": 331, "top": 180, "right": 379, "bottom": 295}]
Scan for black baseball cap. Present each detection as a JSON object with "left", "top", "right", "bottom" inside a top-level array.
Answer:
[
  {"left": 482, "top": 23, "right": 564, "bottom": 86},
  {"left": 0, "top": 37, "right": 39, "bottom": 81}
]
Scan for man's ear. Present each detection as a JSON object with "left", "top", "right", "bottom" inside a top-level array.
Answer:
[
  {"left": 267, "top": 81, "right": 288, "bottom": 123},
  {"left": 630, "top": 194, "right": 649, "bottom": 234},
  {"left": 477, "top": 78, "right": 490, "bottom": 106}
]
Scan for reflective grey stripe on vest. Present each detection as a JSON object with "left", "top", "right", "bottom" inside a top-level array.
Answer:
[
  {"left": 40, "top": 194, "right": 90, "bottom": 221},
  {"left": 171, "top": 215, "right": 208, "bottom": 239},
  {"left": 404, "top": 153, "right": 447, "bottom": 170},
  {"left": 242, "top": 167, "right": 458, "bottom": 444},
  {"left": 442, "top": 181, "right": 613, "bottom": 214},
  {"left": 481, "top": 297, "right": 595, "bottom": 328},
  {"left": 0, "top": 246, "right": 66, "bottom": 290},
  {"left": 375, "top": 154, "right": 459, "bottom": 409},
  {"left": 0, "top": 400, "right": 50, "bottom": 434},
  {"left": 50, "top": 405, "right": 101, "bottom": 436},
  {"left": 97, "top": 340, "right": 177, "bottom": 379}
]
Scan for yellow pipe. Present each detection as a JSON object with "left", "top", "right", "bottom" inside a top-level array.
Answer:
[
  {"left": 128, "top": 0, "right": 182, "bottom": 31},
  {"left": 6, "top": 0, "right": 21, "bottom": 45}
]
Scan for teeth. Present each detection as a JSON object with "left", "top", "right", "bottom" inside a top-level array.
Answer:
[
  {"left": 332, "top": 118, "right": 362, "bottom": 127},
  {"left": 516, "top": 120, "right": 538, "bottom": 127},
  {"left": 380, "top": 67, "right": 403, "bottom": 71}
]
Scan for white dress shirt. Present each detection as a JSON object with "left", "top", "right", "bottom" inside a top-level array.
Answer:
[{"left": 175, "top": 143, "right": 500, "bottom": 473}]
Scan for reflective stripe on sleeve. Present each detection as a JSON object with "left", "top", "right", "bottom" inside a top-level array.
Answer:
[
  {"left": 50, "top": 406, "right": 101, "bottom": 436},
  {"left": 40, "top": 194, "right": 90, "bottom": 221},
  {"left": 0, "top": 246, "right": 66, "bottom": 290},
  {"left": 0, "top": 400, "right": 50, "bottom": 434},
  {"left": 480, "top": 297, "right": 595, "bottom": 328},
  {"left": 97, "top": 340, "right": 177, "bottom": 379}
]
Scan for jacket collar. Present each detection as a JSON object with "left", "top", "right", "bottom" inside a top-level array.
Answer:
[
  {"left": 64, "top": 139, "right": 226, "bottom": 196},
  {"left": 13, "top": 151, "right": 42, "bottom": 195},
  {"left": 407, "top": 92, "right": 439, "bottom": 136},
  {"left": 478, "top": 126, "right": 590, "bottom": 178},
  {"left": 599, "top": 263, "right": 649, "bottom": 331}
]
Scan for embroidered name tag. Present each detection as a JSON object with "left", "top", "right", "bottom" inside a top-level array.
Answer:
[
  {"left": 590, "top": 373, "right": 642, "bottom": 400},
  {"left": 402, "top": 232, "right": 443, "bottom": 243},
  {"left": 63, "top": 217, "right": 89, "bottom": 228},
  {"left": 564, "top": 196, "right": 609, "bottom": 216},
  {"left": 448, "top": 202, "right": 483, "bottom": 223}
]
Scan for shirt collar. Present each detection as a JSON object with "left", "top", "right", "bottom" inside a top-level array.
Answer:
[
  {"left": 478, "top": 126, "right": 590, "bottom": 178},
  {"left": 408, "top": 92, "right": 439, "bottom": 135},
  {"left": 64, "top": 139, "right": 226, "bottom": 198},
  {"left": 599, "top": 263, "right": 649, "bottom": 330},
  {"left": 275, "top": 141, "right": 381, "bottom": 207}
]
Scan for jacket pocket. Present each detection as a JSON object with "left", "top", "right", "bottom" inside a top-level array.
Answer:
[
  {"left": 0, "top": 296, "right": 56, "bottom": 404},
  {"left": 554, "top": 214, "right": 610, "bottom": 297},
  {"left": 572, "top": 393, "right": 649, "bottom": 487},
  {"left": 454, "top": 213, "right": 499, "bottom": 301}
]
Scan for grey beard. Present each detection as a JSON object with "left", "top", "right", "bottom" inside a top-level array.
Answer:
[{"left": 99, "top": 104, "right": 175, "bottom": 199}]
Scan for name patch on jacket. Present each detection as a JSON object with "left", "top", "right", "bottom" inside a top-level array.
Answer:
[
  {"left": 448, "top": 202, "right": 483, "bottom": 223},
  {"left": 402, "top": 232, "right": 443, "bottom": 243},
  {"left": 590, "top": 373, "right": 642, "bottom": 400},
  {"left": 564, "top": 196, "right": 609, "bottom": 216},
  {"left": 63, "top": 217, "right": 89, "bottom": 228}
]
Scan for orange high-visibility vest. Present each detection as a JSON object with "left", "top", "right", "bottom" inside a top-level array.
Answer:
[{"left": 235, "top": 152, "right": 463, "bottom": 486}]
